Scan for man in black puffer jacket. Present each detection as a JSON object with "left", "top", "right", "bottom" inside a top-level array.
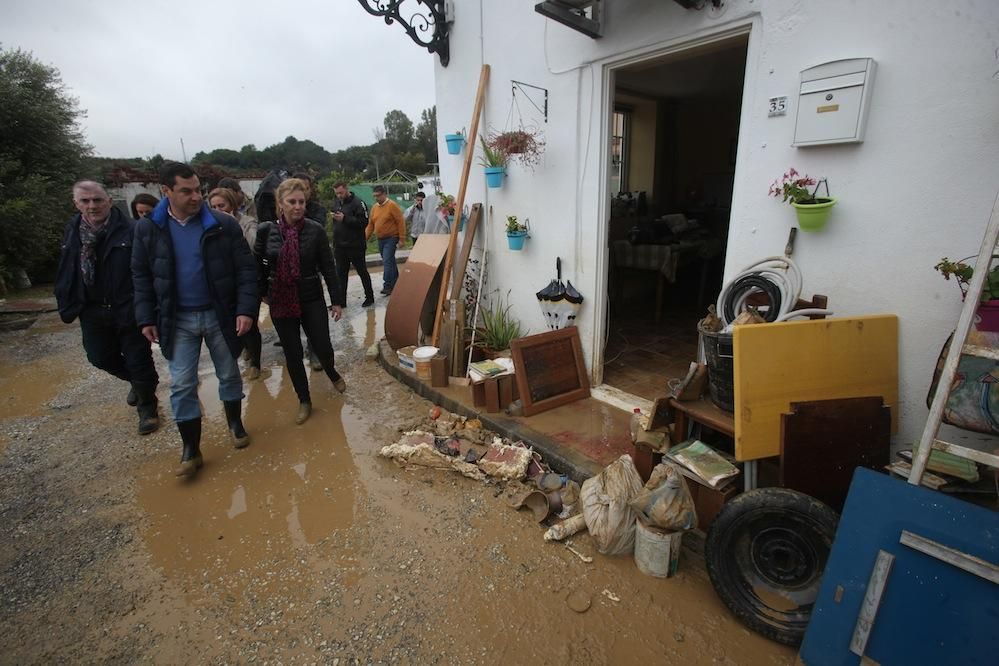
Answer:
[
  {"left": 132, "top": 162, "right": 259, "bottom": 479},
  {"left": 54, "top": 180, "right": 160, "bottom": 435},
  {"left": 330, "top": 181, "right": 375, "bottom": 307}
]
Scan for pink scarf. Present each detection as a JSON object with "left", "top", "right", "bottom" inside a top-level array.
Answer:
[{"left": 269, "top": 217, "right": 303, "bottom": 318}]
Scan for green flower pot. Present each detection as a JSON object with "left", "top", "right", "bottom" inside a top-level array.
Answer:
[{"left": 791, "top": 197, "right": 836, "bottom": 231}]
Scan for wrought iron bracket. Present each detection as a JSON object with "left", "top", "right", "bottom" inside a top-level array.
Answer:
[{"left": 356, "top": 1, "right": 452, "bottom": 67}]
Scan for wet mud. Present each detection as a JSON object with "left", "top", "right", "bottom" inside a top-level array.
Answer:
[{"left": 0, "top": 285, "right": 793, "bottom": 664}]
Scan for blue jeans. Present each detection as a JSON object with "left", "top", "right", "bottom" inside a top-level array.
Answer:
[
  {"left": 378, "top": 237, "right": 399, "bottom": 290},
  {"left": 167, "top": 310, "right": 243, "bottom": 422}
]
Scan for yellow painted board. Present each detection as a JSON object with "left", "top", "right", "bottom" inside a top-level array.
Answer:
[{"left": 733, "top": 315, "right": 898, "bottom": 461}]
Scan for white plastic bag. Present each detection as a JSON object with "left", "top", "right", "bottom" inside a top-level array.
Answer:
[
  {"left": 580, "top": 454, "right": 644, "bottom": 555},
  {"left": 628, "top": 462, "right": 697, "bottom": 531}
]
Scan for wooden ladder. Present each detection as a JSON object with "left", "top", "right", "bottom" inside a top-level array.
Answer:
[{"left": 908, "top": 191, "right": 999, "bottom": 485}]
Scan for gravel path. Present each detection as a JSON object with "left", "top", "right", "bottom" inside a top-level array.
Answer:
[{"left": 0, "top": 286, "right": 793, "bottom": 664}]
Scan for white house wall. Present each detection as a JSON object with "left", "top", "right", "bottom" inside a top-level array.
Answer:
[{"left": 434, "top": 0, "right": 999, "bottom": 445}]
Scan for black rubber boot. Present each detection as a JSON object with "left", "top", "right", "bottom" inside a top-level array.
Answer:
[
  {"left": 175, "top": 418, "right": 203, "bottom": 478},
  {"left": 223, "top": 400, "right": 250, "bottom": 449},
  {"left": 126, "top": 386, "right": 138, "bottom": 406},
  {"left": 133, "top": 381, "right": 160, "bottom": 436}
]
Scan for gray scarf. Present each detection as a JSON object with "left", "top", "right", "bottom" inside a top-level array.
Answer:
[{"left": 78, "top": 218, "right": 107, "bottom": 287}]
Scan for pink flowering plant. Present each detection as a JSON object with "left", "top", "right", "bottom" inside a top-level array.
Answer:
[
  {"left": 769, "top": 168, "right": 820, "bottom": 204},
  {"left": 436, "top": 193, "right": 457, "bottom": 217}
]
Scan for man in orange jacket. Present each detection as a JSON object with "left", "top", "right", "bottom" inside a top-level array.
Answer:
[{"left": 365, "top": 184, "right": 406, "bottom": 295}]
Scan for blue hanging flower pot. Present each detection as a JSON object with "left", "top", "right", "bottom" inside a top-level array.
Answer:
[
  {"left": 484, "top": 166, "right": 506, "bottom": 188},
  {"left": 507, "top": 230, "right": 528, "bottom": 250},
  {"left": 445, "top": 133, "right": 465, "bottom": 155}
]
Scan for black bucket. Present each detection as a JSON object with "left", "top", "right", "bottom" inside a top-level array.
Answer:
[{"left": 700, "top": 326, "right": 734, "bottom": 413}]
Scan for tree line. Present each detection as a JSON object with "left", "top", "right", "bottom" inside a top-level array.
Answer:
[
  {"left": 190, "top": 107, "right": 437, "bottom": 182},
  {"left": 0, "top": 45, "right": 437, "bottom": 292}
]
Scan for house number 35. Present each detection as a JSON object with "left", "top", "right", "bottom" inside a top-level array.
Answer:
[{"left": 768, "top": 96, "right": 788, "bottom": 117}]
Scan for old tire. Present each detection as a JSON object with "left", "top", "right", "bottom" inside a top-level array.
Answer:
[{"left": 705, "top": 487, "right": 839, "bottom": 646}]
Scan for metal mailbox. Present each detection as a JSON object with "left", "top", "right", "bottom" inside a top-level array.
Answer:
[{"left": 793, "top": 58, "right": 877, "bottom": 147}]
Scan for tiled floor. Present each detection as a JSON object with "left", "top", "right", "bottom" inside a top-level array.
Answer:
[{"left": 603, "top": 307, "right": 702, "bottom": 401}]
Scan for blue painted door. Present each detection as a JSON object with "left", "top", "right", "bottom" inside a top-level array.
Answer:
[{"left": 800, "top": 467, "right": 999, "bottom": 665}]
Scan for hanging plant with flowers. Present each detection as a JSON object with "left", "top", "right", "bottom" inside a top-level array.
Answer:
[
  {"left": 436, "top": 193, "right": 457, "bottom": 217},
  {"left": 486, "top": 127, "right": 545, "bottom": 170},
  {"left": 769, "top": 167, "right": 836, "bottom": 232}
]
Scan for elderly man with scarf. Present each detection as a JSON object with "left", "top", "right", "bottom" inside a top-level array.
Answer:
[{"left": 54, "top": 181, "right": 160, "bottom": 435}]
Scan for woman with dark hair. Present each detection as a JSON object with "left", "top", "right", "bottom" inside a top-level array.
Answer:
[
  {"left": 255, "top": 178, "right": 345, "bottom": 424},
  {"left": 209, "top": 187, "right": 263, "bottom": 380},
  {"left": 293, "top": 173, "right": 328, "bottom": 227},
  {"left": 130, "top": 193, "right": 159, "bottom": 219}
]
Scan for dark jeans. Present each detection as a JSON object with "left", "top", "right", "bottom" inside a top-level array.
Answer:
[
  {"left": 244, "top": 318, "right": 262, "bottom": 368},
  {"left": 378, "top": 237, "right": 399, "bottom": 289},
  {"left": 79, "top": 305, "right": 158, "bottom": 384},
  {"left": 272, "top": 299, "right": 342, "bottom": 404},
  {"left": 334, "top": 247, "right": 374, "bottom": 302}
]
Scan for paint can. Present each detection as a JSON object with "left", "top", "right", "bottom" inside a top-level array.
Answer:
[
  {"left": 413, "top": 346, "right": 438, "bottom": 381},
  {"left": 634, "top": 518, "right": 682, "bottom": 578}
]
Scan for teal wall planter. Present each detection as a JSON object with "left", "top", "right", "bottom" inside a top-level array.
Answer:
[
  {"left": 445, "top": 133, "right": 465, "bottom": 155},
  {"left": 507, "top": 230, "right": 528, "bottom": 250},
  {"left": 484, "top": 166, "right": 506, "bottom": 188},
  {"left": 446, "top": 214, "right": 466, "bottom": 232}
]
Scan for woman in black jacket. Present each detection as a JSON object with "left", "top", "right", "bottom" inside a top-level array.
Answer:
[{"left": 255, "top": 178, "right": 345, "bottom": 424}]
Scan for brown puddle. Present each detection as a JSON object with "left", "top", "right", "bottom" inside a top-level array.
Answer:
[
  {"left": 137, "top": 368, "right": 366, "bottom": 598},
  {"left": 342, "top": 305, "right": 384, "bottom": 348},
  {"left": 0, "top": 350, "right": 82, "bottom": 420}
]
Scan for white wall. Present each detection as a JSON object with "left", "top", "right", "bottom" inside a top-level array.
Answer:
[{"left": 435, "top": 0, "right": 999, "bottom": 444}]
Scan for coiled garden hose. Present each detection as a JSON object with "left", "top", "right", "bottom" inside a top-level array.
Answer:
[{"left": 717, "top": 257, "right": 805, "bottom": 328}]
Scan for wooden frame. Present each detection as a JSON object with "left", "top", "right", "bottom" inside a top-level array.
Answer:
[{"left": 511, "top": 327, "right": 590, "bottom": 417}]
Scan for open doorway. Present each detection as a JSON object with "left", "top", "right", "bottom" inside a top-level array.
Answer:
[{"left": 603, "top": 36, "right": 748, "bottom": 401}]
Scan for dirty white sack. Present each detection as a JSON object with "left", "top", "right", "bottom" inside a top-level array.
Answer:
[
  {"left": 580, "top": 454, "right": 645, "bottom": 556},
  {"left": 628, "top": 462, "right": 697, "bottom": 531}
]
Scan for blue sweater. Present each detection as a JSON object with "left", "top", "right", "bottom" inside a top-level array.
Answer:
[{"left": 167, "top": 215, "right": 211, "bottom": 309}]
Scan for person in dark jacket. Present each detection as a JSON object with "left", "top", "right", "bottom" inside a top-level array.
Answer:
[
  {"left": 55, "top": 181, "right": 160, "bottom": 435},
  {"left": 294, "top": 173, "right": 328, "bottom": 227},
  {"left": 255, "top": 178, "right": 345, "bottom": 425},
  {"left": 294, "top": 173, "right": 330, "bottom": 369},
  {"left": 253, "top": 168, "right": 287, "bottom": 223},
  {"left": 331, "top": 181, "right": 375, "bottom": 307},
  {"left": 132, "top": 162, "right": 259, "bottom": 479},
  {"left": 130, "top": 193, "right": 159, "bottom": 220}
]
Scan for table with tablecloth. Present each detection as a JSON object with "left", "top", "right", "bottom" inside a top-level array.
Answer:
[{"left": 610, "top": 238, "right": 722, "bottom": 321}]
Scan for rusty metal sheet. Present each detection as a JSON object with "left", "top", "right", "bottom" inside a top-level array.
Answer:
[{"left": 385, "top": 234, "right": 450, "bottom": 350}]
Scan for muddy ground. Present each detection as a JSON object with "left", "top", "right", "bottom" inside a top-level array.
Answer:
[{"left": 0, "top": 281, "right": 793, "bottom": 664}]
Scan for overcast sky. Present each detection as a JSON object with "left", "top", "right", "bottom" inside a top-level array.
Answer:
[{"left": 1, "top": 0, "right": 437, "bottom": 159}]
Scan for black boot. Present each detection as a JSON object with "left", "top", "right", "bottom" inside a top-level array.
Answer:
[
  {"left": 223, "top": 400, "right": 250, "bottom": 449},
  {"left": 132, "top": 381, "right": 160, "bottom": 436},
  {"left": 175, "top": 418, "right": 203, "bottom": 478},
  {"left": 126, "top": 385, "right": 138, "bottom": 406}
]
